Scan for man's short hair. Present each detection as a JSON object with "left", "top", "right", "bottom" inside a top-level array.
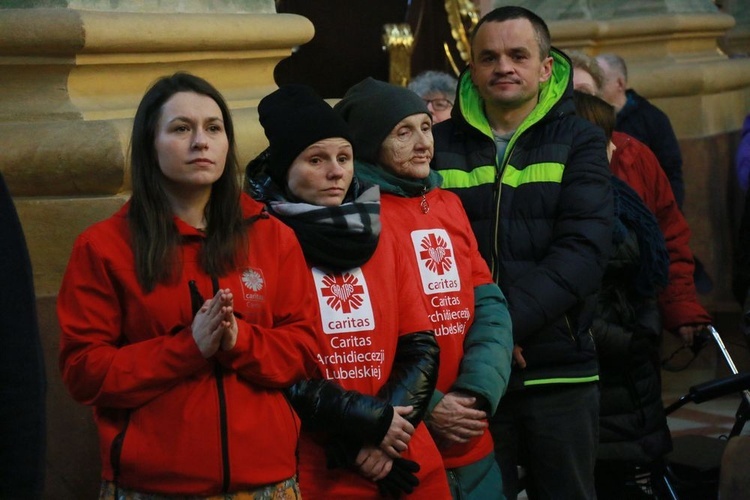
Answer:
[
  {"left": 597, "top": 53, "right": 628, "bottom": 82},
  {"left": 471, "top": 6, "right": 551, "bottom": 60},
  {"left": 566, "top": 50, "right": 605, "bottom": 93}
]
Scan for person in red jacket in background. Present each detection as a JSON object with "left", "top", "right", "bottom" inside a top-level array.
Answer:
[
  {"left": 57, "top": 73, "right": 321, "bottom": 499},
  {"left": 568, "top": 50, "right": 711, "bottom": 345},
  {"left": 609, "top": 132, "right": 711, "bottom": 336}
]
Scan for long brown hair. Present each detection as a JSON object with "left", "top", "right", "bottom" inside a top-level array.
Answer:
[
  {"left": 572, "top": 90, "right": 615, "bottom": 142},
  {"left": 129, "top": 72, "right": 247, "bottom": 292}
]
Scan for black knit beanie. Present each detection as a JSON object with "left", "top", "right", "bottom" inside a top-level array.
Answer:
[
  {"left": 258, "top": 84, "right": 353, "bottom": 187},
  {"left": 333, "top": 78, "right": 430, "bottom": 165}
]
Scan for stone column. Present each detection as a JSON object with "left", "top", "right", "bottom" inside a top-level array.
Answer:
[
  {"left": 0, "top": 2, "right": 312, "bottom": 497},
  {"left": 718, "top": 0, "right": 750, "bottom": 55},
  {"left": 2, "top": 2, "right": 311, "bottom": 296},
  {"left": 487, "top": 0, "right": 750, "bottom": 55},
  {"left": 501, "top": 0, "right": 720, "bottom": 18}
]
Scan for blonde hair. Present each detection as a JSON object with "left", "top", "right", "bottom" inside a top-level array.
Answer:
[{"left": 566, "top": 50, "right": 605, "bottom": 94}]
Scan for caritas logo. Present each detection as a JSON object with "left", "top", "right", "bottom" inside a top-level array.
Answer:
[
  {"left": 321, "top": 273, "right": 365, "bottom": 314},
  {"left": 312, "top": 267, "right": 375, "bottom": 334},
  {"left": 419, "top": 232, "right": 454, "bottom": 275},
  {"left": 240, "top": 267, "right": 266, "bottom": 302},
  {"left": 241, "top": 268, "right": 264, "bottom": 291},
  {"left": 410, "top": 229, "right": 461, "bottom": 295}
]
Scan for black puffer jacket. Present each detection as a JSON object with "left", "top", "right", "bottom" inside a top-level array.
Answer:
[
  {"left": 593, "top": 178, "right": 671, "bottom": 463},
  {"left": 432, "top": 48, "right": 613, "bottom": 389}
]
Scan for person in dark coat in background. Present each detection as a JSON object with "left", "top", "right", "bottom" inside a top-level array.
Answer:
[
  {"left": 593, "top": 176, "right": 672, "bottom": 499},
  {"left": 734, "top": 113, "right": 750, "bottom": 192},
  {"left": 596, "top": 53, "right": 685, "bottom": 209},
  {"left": 568, "top": 50, "right": 711, "bottom": 347},
  {"left": 597, "top": 53, "right": 715, "bottom": 295},
  {"left": 733, "top": 176, "right": 750, "bottom": 345},
  {"left": 573, "top": 90, "right": 672, "bottom": 499},
  {"left": 0, "top": 171, "right": 46, "bottom": 499}
]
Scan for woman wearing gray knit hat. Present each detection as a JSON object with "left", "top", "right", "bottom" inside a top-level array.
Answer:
[
  {"left": 335, "top": 78, "right": 514, "bottom": 500},
  {"left": 246, "top": 84, "right": 451, "bottom": 499}
]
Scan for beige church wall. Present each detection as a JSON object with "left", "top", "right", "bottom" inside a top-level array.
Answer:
[{"left": 3, "top": 7, "right": 312, "bottom": 296}]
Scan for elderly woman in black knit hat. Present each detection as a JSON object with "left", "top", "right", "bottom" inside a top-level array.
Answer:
[
  {"left": 246, "top": 84, "right": 451, "bottom": 499},
  {"left": 334, "top": 78, "right": 513, "bottom": 500}
]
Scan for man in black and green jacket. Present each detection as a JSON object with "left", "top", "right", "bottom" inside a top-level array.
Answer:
[{"left": 431, "top": 6, "right": 613, "bottom": 499}]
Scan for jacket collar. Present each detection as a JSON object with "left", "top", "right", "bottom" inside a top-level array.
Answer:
[
  {"left": 354, "top": 160, "right": 442, "bottom": 197},
  {"left": 454, "top": 47, "right": 573, "bottom": 143}
]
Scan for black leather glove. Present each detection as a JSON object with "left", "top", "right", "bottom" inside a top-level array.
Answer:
[{"left": 376, "top": 457, "right": 420, "bottom": 498}]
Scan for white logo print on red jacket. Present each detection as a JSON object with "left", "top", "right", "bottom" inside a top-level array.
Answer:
[
  {"left": 242, "top": 268, "right": 264, "bottom": 291},
  {"left": 410, "top": 229, "right": 461, "bottom": 294},
  {"left": 321, "top": 273, "right": 364, "bottom": 313},
  {"left": 419, "top": 232, "right": 454, "bottom": 275},
  {"left": 240, "top": 268, "right": 266, "bottom": 305},
  {"left": 312, "top": 267, "right": 375, "bottom": 334}
]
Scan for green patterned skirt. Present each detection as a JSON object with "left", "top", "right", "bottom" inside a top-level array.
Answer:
[{"left": 99, "top": 477, "right": 300, "bottom": 500}]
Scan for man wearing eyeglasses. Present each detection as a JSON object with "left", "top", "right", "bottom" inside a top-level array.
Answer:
[{"left": 408, "top": 70, "right": 457, "bottom": 124}]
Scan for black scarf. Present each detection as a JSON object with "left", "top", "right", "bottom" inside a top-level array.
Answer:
[
  {"left": 611, "top": 176, "right": 669, "bottom": 296},
  {"left": 267, "top": 181, "right": 381, "bottom": 271}
]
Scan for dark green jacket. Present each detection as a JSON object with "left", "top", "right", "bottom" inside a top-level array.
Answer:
[
  {"left": 432, "top": 48, "right": 613, "bottom": 389},
  {"left": 356, "top": 163, "right": 513, "bottom": 413}
]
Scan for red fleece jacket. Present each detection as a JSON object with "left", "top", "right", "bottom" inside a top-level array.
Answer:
[
  {"left": 611, "top": 131, "right": 711, "bottom": 330},
  {"left": 58, "top": 194, "right": 321, "bottom": 495}
]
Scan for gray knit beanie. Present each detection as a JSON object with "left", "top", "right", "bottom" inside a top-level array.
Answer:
[
  {"left": 333, "top": 78, "right": 430, "bottom": 165},
  {"left": 258, "top": 84, "right": 353, "bottom": 187}
]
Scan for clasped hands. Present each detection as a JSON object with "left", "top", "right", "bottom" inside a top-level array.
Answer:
[
  {"left": 356, "top": 405, "right": 414, "bottom": 481},
  {"left": 426, "top": 391, "right": 488, "bottom": 451},
  {"left": 191, "top": 292, "right": 424, "bottom": 493},
  {"left": 355, "top": 405, "right": 421, "bottom": 497},
  {"left": 191, "top": 288, "right": 238, "bottom": 358}
]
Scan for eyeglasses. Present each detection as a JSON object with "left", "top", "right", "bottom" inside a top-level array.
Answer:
[{"left": 423, "top": 98, "right": 453, "bottom": 112}]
